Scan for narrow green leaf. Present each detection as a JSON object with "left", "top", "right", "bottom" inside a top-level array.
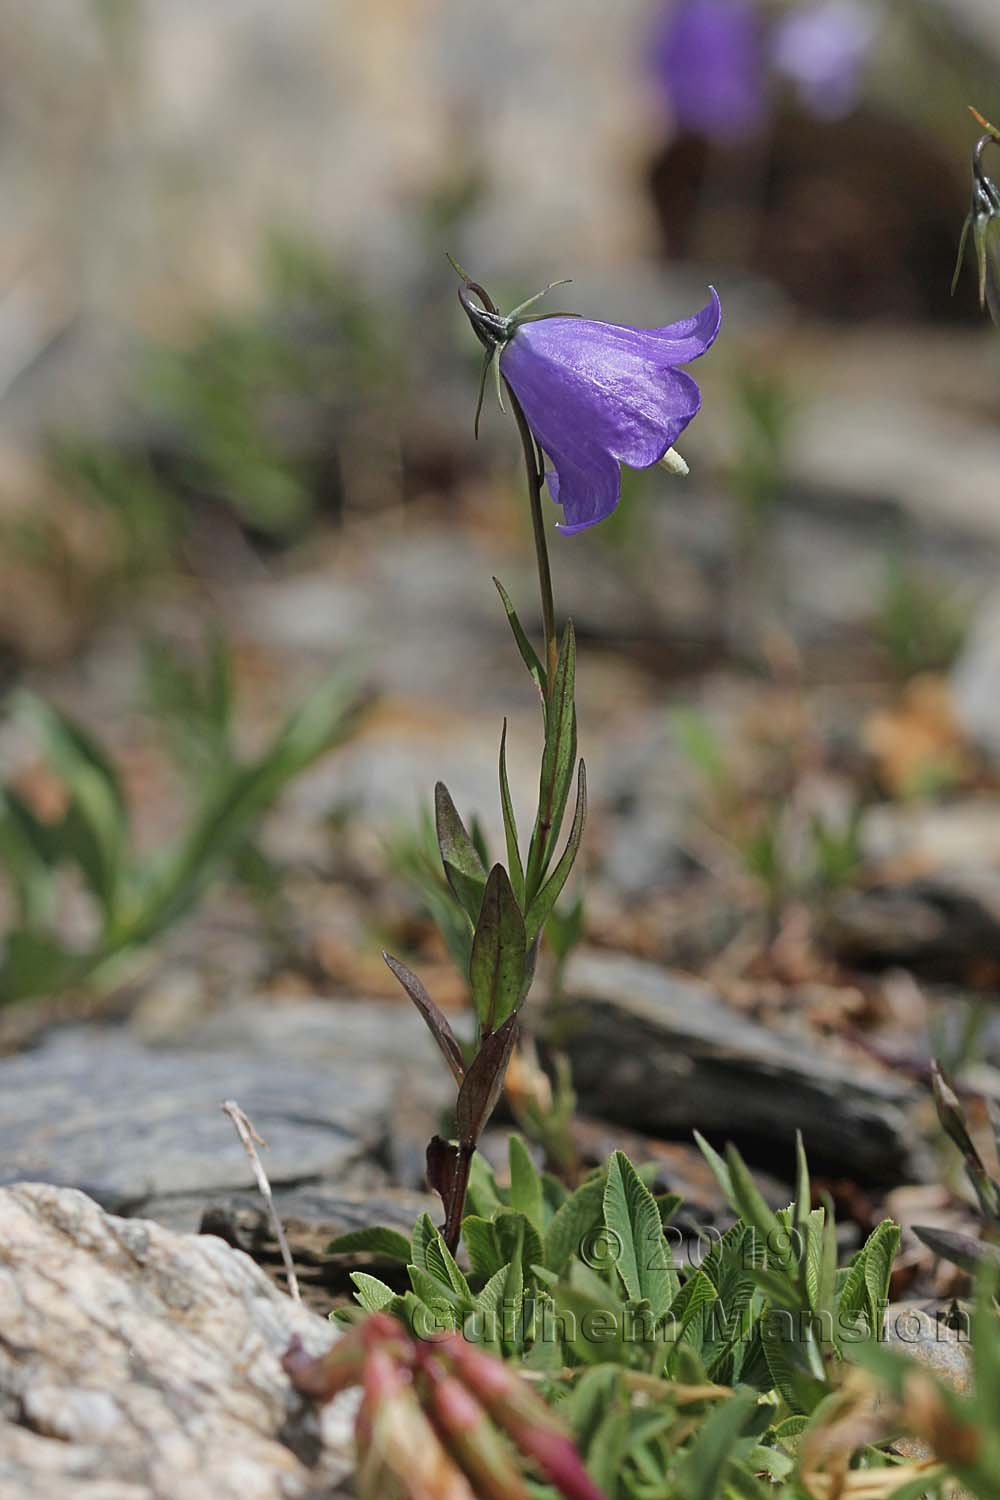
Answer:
[
  {"left": 16, "top": 693, "right": 128, "bottom": 918},
  {"left": 498, "top": 720, "right": 525, "bottom": 906},
  {"left": 672, "top": 1386, "right": 757, "bottom": 1500},
  {"left": 794, "top": 1130, "right": 811, "bottom": 1237},
  {"left": 725, "top": 1144, "right": 790, "bottom": 1277},
  {"left": 469, "top": 865, "right": 526, "bottom": 1034},
  {"left": 494, "top": 576, "right": 546, "bottom": 704},
  {"left": 694, "top": 1132, "right": 734, "bottom": 1200},
  {"left": 526, "top": 621, "right": 577, "bottom": 898},
  {"left": 525, "top": 759, "right": 586, "bottom": 946},
  {"left": 508, "top": 1135, "right": 545, "bottom": 1235},
  {"left": 603, "top": 1150, "right": 678, "bottom": 1318}
]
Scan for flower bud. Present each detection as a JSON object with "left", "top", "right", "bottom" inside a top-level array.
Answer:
[
  {"left": 435, "top": 1336, "right": 605, "bottom": 1500},
  {"left": 282, "top": 1313, "right": 407, "bottom": 1405},
  {"left": 422, "top": 1357, "right": 529, "bottom": 1500},
  {"left": 281, "top": 1330, "right": 365, "bottom": 1404},
  {"left": 356, "top": 1346, "right": 477, "bottom": 1500}
]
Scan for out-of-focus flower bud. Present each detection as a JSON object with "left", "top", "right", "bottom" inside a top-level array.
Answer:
[
  {"left": 356, "top": 1345, "right": 477, "bottom": 1500},
  {"left": 422, "top": 1355, "right": 529, "bottom": 1500},
  {"left": 435, "top": 1335, "right": 605, "bottom": 1500},
  {"left": 281, "top": 1330, "right": 366, "bottom": 1404},
  {"left": 954, "top": 131, "right": 1000, "bottom": 328},
  {"left": 282, "top": 1312, "right": 407, "bottom": 1405}
]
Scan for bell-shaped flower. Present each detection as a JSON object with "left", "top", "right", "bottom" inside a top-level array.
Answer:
[{"left": 480, "top": 287, "right": 721, "bottom": 534}]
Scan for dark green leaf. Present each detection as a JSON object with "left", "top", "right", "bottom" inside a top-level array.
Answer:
[
  {"left": 326, "top": 1226, "right": 412, "bottom": 1261},
  {"left": 469, "top": 864, "right": 526, "bottom": 1034},
  {"left": 508, "top": 1135, "right": 545, "bottom": 1235}
]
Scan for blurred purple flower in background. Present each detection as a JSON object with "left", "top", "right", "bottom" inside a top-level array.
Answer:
[
  {"left": 770, "top": 0, "right": 875, "bottom": 120},
  {"left": 650, "top": 0, "right": 767, "bottom": 142},
  {"left": 650, "top": 0, "right": 878, "bottom": 142},
  {"left": 498, "top": 290, "right": 722, "bottom": 534}
]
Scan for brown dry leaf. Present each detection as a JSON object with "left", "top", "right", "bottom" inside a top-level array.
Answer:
[
  {"left": 864, "top": 675, "right": 969, "bottom": 801},
  {"left": 797, "top": 1368, "right": 943, "bottom": 1500}
]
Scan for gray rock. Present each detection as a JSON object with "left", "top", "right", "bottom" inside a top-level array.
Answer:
[
  {"left": 0, "top": 1020, "right": 397, "bottom": 1225},
  {"left": 201, "top": 1184, "right": 433, "bottom": 1309},
  {"left": 561, "top": 950, "right": 915, "bottom": 1183},
  {"left": 824, "top": 873, "right": 1000, "bottom": 980},
  {"left": 0, "top": 1182, "right": 353, "bottom": 1500}
]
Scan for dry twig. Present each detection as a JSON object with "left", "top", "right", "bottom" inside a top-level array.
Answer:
[{"left": 221, "top": 1098, "right": 300, "bottom": 1303}]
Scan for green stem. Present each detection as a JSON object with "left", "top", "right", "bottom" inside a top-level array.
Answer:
[{"left": 506, "top": 380, "right": 558, "bottom": 691}]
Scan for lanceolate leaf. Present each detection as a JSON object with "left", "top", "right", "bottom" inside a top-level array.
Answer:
[
  {"left": 603, "top": 1150, "right": 678, "bottom": 1318},
  {"left": 508, "top": 1134, "right": 545, "bottom": 1235},
  {"left": 435, "top": 781, "right": 488, "bottom": 923},
  {"left": 498, "top": 720, "right": 525, "bottom": 906},
  {"left": 494, "top": 576, "right": 547, "bottom": 706},
  {"left": 469, "top": 865, "right": 526, "bottom": 1035},
  {"left": 525, "top": 759, "right": 586, "bottom": 946},
  {"left": 382, "top": 952, "right": 465, "bottom": 1085},
  {"left": 526, "top": 621, "right": 577, "bottom": 898},
  {"left": 456, "top": 1013, "right": 518, "bottom": 1146}
]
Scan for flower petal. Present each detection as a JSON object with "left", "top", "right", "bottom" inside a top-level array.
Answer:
[
  {"left": 543, "top": 444, "right": 622, "bottom": 534},
  {"left": 643, "top": 286, "right": 723, "bottom": 363},
  {"left": 499, "top": 291, "right": 719, "bottom": 535}
]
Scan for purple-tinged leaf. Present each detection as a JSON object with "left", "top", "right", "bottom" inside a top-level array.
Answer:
[
  {"left": 426, "top": 1134, "right": 460, "bottom": 1224},
  {"left": 383, "top": 952, "right": 465, "bottom": 1086},
  {"left": 435, "top": 781, "right": 487, "bottom": 924},
  {"left": 913, "top": 1224, "right": 1000, "bottom": 1277},
  {"left": 456, "top": 1013, "right": 518, "bottom": 1147}
]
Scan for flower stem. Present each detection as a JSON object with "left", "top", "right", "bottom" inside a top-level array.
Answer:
[{"left": 506, "top": 380, "right": 558, "bottom": 690}]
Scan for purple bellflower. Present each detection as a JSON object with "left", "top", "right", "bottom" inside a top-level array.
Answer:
[
  {"left": 770, "top": 0, "right": 875, "bottom": 121},
  {"left": 650, "top": 0, "right": 766, "bottom": 143},
  {"left": 650, "top": 0, "right": 878, "bottom": 143},
  {"left": 459, "top": 279, "right": 721, "bottom": 534}
]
